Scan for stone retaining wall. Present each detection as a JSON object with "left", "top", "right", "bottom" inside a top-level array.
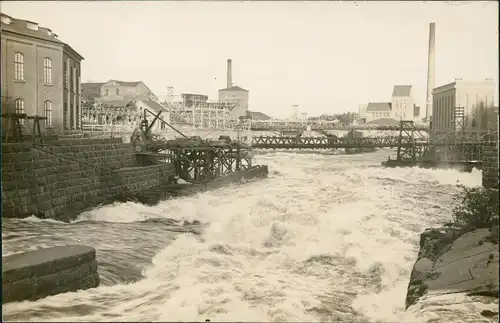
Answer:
[
  {"left": 482, "top": 135, "right": 499, "bottom": 189},
  {"left": 1, "top": 138, "right": 176, "bottom": 221},
  {"left": 2, "top": 245, "right": 100, "bottom": 303}
]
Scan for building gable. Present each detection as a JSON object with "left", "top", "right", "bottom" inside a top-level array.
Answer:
[{"left": 102, "top": 80, "right": 121, "bottom": 87}]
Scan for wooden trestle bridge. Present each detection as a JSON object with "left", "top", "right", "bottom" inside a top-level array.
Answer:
[
  {"left": 251, "top": 121, "right": 492, "bottom": 163},
  {"left": 134, "top": 108, "right": 261, "bottom": 184}
]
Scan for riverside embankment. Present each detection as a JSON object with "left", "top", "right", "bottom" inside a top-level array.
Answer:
[
  {"left": 2, "top": 135, "right": 268, "bottom": 305},
  {"left": 1, "top": 136, "right": 268, "bottom": 222},
  {"left": 405, "top": 225, "right": 498, "bottom": 321},
  {"left": 1, "top": 138, "right": 176, "bottom": 221},
  {"left": 405, "top": 137, "right": 499, "bottom": 322}
]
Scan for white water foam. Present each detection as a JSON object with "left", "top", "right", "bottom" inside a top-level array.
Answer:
[{"left": 2, "top": 151, "right": 485, "bottom": 322}]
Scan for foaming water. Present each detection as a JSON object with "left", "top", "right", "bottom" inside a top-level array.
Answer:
[{"left": 2, "top": 151, "right": 485, "bottom": 322}]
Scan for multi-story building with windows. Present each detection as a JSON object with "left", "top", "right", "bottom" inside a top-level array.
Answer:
[
  {"left": 391, "top": 85, "right": 415, "bottom": 121},
  {"left": 1, "top": 13, "right": 84, "bottom": 133},
  {"left": 364, "top": 102, "right": 392, "bottom": 123},
  {"left": 361, "top": 85, "right": 420, "bottom": 125},
  {"left": 432, "top": 79, "right": 496, "bottom": 138}
]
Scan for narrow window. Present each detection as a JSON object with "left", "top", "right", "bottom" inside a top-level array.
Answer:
[
  {"left": 14, "top": 53, "right": 24, "bottom": 80},
  {"left": 72, "top": 67, "right": 76, "bottom": 92},
  {"left": 44, "top": 101, "right": 53, "bottom": 126},
  {"left": 70, "top": 103, "right": 74, "bottom": 128},
  {"left": 63, "top": 102, "right": 68, "bottom": 129},
  {"left": 116, "top": 88, "right": 120, "bottom": 95},
  {"left": 70, "top": 66, "right": 74, "bottom": 91},
  {"left": 63, "top": 61, "right": 68, "bottom": 88},
  {"left": 43, "top": 58, "right": 52, "bottom": 84},
  {"left": 105, "top": 89, "right": 109, "bottom": 96},
  {"left": 15, "top": 98, "right": 25, "bottom": 125},
  {"left": 77, "top": 70, "right": 80, "bottom": 95},
  {"left": 26, "top": 22, "right": 38, "bottom": 31},
  {"left": 65, "top": 58, "right": 70, "bottom": 88}
]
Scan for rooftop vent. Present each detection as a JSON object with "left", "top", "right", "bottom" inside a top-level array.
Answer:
[
  {"left": 47, "top": 28, "right": 52, "bottom": 36},
  {"left": 52, "top": 33, "right": 58, "bottom": 39},
  {"left": 27, "top": 22, "right": 39, "bottom": 31},
  {"left": 0, "top": 15, "right": 12, "bottom": 24}
]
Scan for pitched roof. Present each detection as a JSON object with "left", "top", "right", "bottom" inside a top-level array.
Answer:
[
  {"left": 82, "top": 82, "right": 104, "bottom": 99},
  {"left": 1, "top": 13, "right": 63, "bottom": 44},
  {"left": 367, "top": 118, "right": 400, "bottom": 125},
  {"left": 63, "top": 43, "right": 84, "bottom": 61},
  {"left": 248, "top": 111, "right": 271, "bottom": 120},
  {"left": 1, "top": 13, "right": 83, "bottom": 60},
  {"left": 392, "top": 85, "right": 412, "bottom": 97},
  {"left": 136, "top": 100, "right": 168, "bottom": 113},
  {"left": 97, "top": 99, "right": 134, "bottom": 107},
  {"left": 108, "top": 80, "right": 142, "bottom": 87},
  {"left": 219, "top": 85, "right": 249, "bottom": 92},
  {"left": 366, "top": 102, "right": 391, "bottom": 112}
]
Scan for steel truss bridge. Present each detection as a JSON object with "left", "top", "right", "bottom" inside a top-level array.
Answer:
[
  {"left": 251, "top": 121, "right": 496, "bottom": 162},
  {"left": 249, "top": 120, "right": 430, "bottom": 132}
]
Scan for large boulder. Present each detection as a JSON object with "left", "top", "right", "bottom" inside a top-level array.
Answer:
[{"left": 406, "top": 227, "right": 499, "bottom": 321}]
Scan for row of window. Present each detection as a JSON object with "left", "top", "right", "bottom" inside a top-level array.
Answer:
[
  {"left": 393, "top": 100, "right": 408, "bottom": 118},
  {"left": 105, "top": 89, "right": 120, "bottom": 96},
  {"left": 14, "top": 53, "right": 80, "bottom": 91},
  {"left": 14, "top": 53, "right": 53, "bottom": 84},
  {"left": 63, "top": 59, "right": 79, "bottom": 92},
  {"left": 14, "top": 98, "right": 53, "bottom": 127},
  {"left": 433, "top": 95, "right": 455, "bottom": 129},
  {"left": 372, "top": 112, "right": 390, "bottom": 118}
]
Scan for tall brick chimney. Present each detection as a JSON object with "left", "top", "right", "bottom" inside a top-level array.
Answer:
[
  {"left": 227, "top": 59, "right": 232, "bottom": 88},
  {"left": 425, "top": 22, "right": 436, "bottom": 121}
]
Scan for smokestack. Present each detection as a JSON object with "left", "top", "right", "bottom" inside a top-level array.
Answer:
[
  {"left": 425, "top": 22, "right": 436, "bottom": 121},
  {"left": 227, "top": 59, "right": 232, "bottom": 88}
]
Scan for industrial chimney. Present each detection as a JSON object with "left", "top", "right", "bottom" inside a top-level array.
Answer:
[
  {"left": 425, "top": 22, "right": 436, "bottom": 121},
  {"left": 227, "top": 59, "right": 233, "bottom": 88}
]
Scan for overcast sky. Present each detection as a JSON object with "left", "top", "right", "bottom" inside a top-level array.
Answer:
[{"left": 2, "top": 1, "right": 498, "bottom": 118}]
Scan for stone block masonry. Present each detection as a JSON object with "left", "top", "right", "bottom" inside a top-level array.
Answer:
[
  {"left": 1, "top": 138, "right": 176, "bottom": 221},
  {"left": 2, "top": 245, "right": 99, "bottom": 303},
  {"left": 482, "top": 135, "right": 499, "bottom": 189}
]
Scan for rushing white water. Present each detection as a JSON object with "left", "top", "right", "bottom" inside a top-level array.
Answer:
[{"left": 1, "top": 150, "right": 486, "bottom": 322}]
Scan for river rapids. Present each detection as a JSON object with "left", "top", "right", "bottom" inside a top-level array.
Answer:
[{"left": 1, "top": 150, "right": 485, "bottom": 322}]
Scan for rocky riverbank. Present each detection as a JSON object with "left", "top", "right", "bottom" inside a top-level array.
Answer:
[{"left": 405, "top": 223, "right": 499, "bottom": 321}]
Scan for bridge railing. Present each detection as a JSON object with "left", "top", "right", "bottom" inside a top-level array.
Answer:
[
  {"left": 251, "top": 134, "right": 488, "bottom": 149},
  {"left": 249, "top": 121, "right": 430, "bottom": 132},
  {"left": 251, "top": 135, "right": 421, "bottom": 148}
]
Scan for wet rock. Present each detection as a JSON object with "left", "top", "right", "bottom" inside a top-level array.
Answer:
[{"left": 406, "top": 228, "right": 499, "bottom": 310}]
